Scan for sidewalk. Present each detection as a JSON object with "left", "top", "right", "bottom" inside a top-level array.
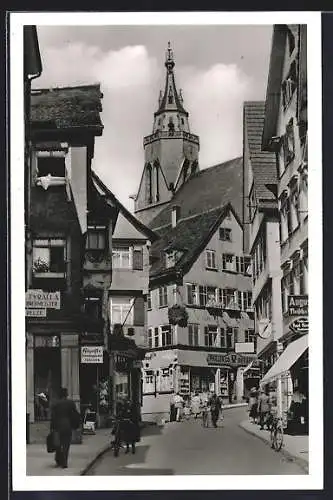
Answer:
[
  {"left": 26, "top": 428, "right": 112, "bottom": 476},
  {"left": 239, "top": 419, "right": 309, "bottom": 473}
]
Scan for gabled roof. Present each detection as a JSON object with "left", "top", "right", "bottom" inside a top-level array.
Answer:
[
  {"left": 150, "top": 204, "right": 237, "bottom": 281},
  {"left": 30, "top": 84, "right": 104, "bottom": 133},
  {"left": 244, "top": 101, "right": 277, "bottom": 201},
  {"left": 91, "top": 171, "right": 158, "bottom": 243},
  {"left": 148, "top": 157, "right": 243, "bottom": 231}
]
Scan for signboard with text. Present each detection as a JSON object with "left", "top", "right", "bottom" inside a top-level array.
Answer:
[
  {"left": 25, "top": 290, "right": 61, "bottom": 314},
  {"left": 207, "top": 353, "right": 256, "bottom": 367},
  {"left": 289, "top": 317, "right": 309, "bottom": 334},
  {"left": 25, "top": 308, "right": 47, "bottom": 317},
  {"left": 288, "top": 295, "right": 308, "bottom": 316},
  {"left": 81, "top": 346, "right": 103, "bottom": 364}
]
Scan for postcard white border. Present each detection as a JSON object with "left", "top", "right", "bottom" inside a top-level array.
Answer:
[{"left": 10, "top": 11, "right": 323, "bottom": 491}]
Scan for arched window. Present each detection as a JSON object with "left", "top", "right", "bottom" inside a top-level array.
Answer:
[
  {"left": 154, "top": 162, "right": 160, "bottom": 202},
  {"left": 146, "top": 163, "right": 152, "bottom": 204}
]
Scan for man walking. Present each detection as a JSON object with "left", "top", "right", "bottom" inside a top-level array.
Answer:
[
  {"left": 50, "top": 387, "right": 81, "bottom": 468},
  {"left": 209, "top": 393, "right": 222, "bottom": 428},
  {"left": 258, "top": 388, "right": 270, "bottom": 430},
  {"left": 173, "top": 392, "right": 184, "bottom": 422}
]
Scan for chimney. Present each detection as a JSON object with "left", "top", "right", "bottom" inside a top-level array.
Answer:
[{"left": 172, "top": 205, "right": 180, "bottom": 228}]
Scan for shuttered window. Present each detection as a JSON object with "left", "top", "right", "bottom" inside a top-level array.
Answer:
[
  {"left": 133, "top": 296, "right": 145, "bottom": 326},
  {"left": 133, "top": 247, "right": 143, "bottom": 270}
]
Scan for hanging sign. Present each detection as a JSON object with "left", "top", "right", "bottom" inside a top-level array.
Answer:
[
  {"left": 288, "top": 295, "right": 308, "bottom": 316},
  {"left": 289, "top": 317, "right": 309, "bottom": 334},
  {"left": 81, "top": 345, "right": 103, "bottom": 364}
]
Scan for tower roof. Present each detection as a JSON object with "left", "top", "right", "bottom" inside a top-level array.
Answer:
[{"left": 154, "top": 42, "right": 188, "bottom": 117}]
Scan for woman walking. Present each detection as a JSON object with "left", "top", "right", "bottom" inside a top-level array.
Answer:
[
  {"left": 248, "top": 388, "right": 258, "bottom": 424},
  {"left": 191, "top": 391, "right": 201, "bottom": 419}
]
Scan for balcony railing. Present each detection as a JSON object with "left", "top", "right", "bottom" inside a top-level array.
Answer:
[{"left": 143, "top": 130, "right": 200, "bottom": 146}]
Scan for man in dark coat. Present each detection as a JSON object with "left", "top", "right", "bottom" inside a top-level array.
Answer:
[
  {"left": 208, "top": 393, "right": 222, "bottom": 428},
  {"left": 50, "top": 387, "right": 81, "bottom": 468}
]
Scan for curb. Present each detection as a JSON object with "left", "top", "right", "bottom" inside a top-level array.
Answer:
[
  {"left": 239, "top": 422, "right": 309, "bottom": 474},
  {"left": 80, "top": 443, "right": 112, "bottom": 476}
]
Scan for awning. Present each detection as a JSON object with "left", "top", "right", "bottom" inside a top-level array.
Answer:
[{"left": 260, "top": 334, "right": 308, "bottom": 386}]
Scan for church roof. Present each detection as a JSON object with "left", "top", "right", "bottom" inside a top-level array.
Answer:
[
  {"left": 30, "top": 84, "right": 104, "bottom": 133},
  {"left": 148, "top": 156, "right": 243, "bottom": 231},
  {"left": 244, "top": 101, "right": 277, "bottom": 201}
]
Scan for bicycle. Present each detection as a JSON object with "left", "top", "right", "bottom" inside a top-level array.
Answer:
[{"left": 270, "top": 416, "right": 284, "bottom": 451}]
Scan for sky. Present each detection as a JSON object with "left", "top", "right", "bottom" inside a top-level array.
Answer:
[{"left": 35, "top": 24, "right": 273, "bottom": 210}]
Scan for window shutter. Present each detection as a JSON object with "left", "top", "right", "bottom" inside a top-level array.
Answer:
[
  {"left": 133, "top": 247, "right": 143, "bottom": 270},
  {"left": 133, "top": 296, "right": 145, "bottom": 326}
]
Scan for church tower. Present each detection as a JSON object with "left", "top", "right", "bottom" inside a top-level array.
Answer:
[{"left": 134, "top": 43, "right": 200, "bottom": 225}]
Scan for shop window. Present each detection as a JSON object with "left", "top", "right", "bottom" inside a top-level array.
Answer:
[
  {"left": 219, "top": 227, "right": 232, "bottom": 241},
  {"left": 109, "top": 297, "right": 133, "bottom": 325},
  {"left": 222, "top": 253, "right": 235, "bottom": 272},
  {"left": 112, "top": 247, "right": 131, "bottom": 269},
  {"left": 32, "top": 238, "right": 66, "bottom": 277},
  {"left": 158, "top": 286, "right": 168, "bottom": 307},
  {"left": 206, "top": 249, "right": 217, "bottom": 270},
  {"left": 161, "top": 325, "right": 172, "bottom": 347},
  {"left": 86, "top": 226, "right": 106, "bottom": 251},
  {"left": 188, "top": 324, "right": 199, "bottom": 346},
  {"left": 204, "top": 326, "right": 219, "bottom": 347}
]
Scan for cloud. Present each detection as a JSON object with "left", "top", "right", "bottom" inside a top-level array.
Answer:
[{"left": 34, "top": 40, "right": 258, "bottom": 210}]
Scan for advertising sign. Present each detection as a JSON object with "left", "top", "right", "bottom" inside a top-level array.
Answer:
[
  {"left": 289, "top": 317, "right": 309, "bottom": 334},
  {"left": 81, "top": 346, "right": 103, "bottom": 364},
  {"left": 207, "top": 353, "right": 255, "bottom": 367},
  {"left": 288, "top": 295, "right": 308, "bottom": 316},
  {"left": 25, "top": 308, "right": 47, "bottom": 317},
  {"left": 25, "top": 290, "right": 61, "bottom": 310}
]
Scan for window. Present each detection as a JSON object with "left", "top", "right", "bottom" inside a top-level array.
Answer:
[
  {"left": 37, "top": 156, "right": 66, "bottom": 178},
  {"left": 290, "top": 181, "right": 300, "bottom": 229},
  {"left": 158, "top": 286, "right": 168, "bottom": 307},
  {"left": 147, "top": 292, "right": 152, "bottom": 310},
  {"left": 238, "top": 291, "right": 253, "bottom": 311},
  {"left": 168, "top": 93, "right": 173, "bottom": 104},
  {"left": 147, "top": 328, "right": 153, "bottom": 349},
  {"left": 227, "top": 327, "right": 238, "bottom": 349},
  {"left": 86, "top": 226, "right": 106, "bottom": 250},
  {"left": 245, "top": 329, "right": 256, "bottom": 343},
  {"left": 110, "top": 297, "right": 133, "bottom": 325},
  {"left": 154, "top": 327, "right": 159, "bottom": 348},
  {"left": 186, "top": 283, "right": 199, "bottom": 305},
  {"left": 84, "top": 296, "right": 102, "bottom": 320},
  {"left": 204, "top": 326, "right": 219, "bottom": 347},
  {"left": 222, "top": 253, "right": 235, "bottom": 272},
  {"left": 133, "top": 247, "right": 143, "bottom": 270},
  {"left": 223, "top": 288, "right": 238, "bottom": 309},
  {"left": 32, "top": 238, "right": 66, "bottom": 277},
  {"left": 146, "top": 163, "right": 152, "bottom": 204},
  {"left": 236, "top": 256, "right": 252, "bottom": 275},
  {"left": 219, "top": 227, "right": 232, "bottom": 241},
  {"left": 166, "top": 251, "right": 176, "bottom": 269},
  {"left": 154, "top": 163, "right": 160, "bottom": 202},
  {"left": 206, "top": 250, "right": 217, "bottom": 270},
  {"left": 282, "top": 119, "right": 295, "bottom": 165},
  {"left": 161, "top": 325, "right": 173, "bottom": 347},
  {"left": 282, "top": 60, "right": 297, "bottom": 109},
  {"left": 112, "top": 247, "right": 131, "bottom": 269},
  {"left": 188, "top": 324, "right": 199, "bottom": 346},
  {"left": 257, "top": 286, "right": 273, "bottom": 320},
  {"left": 199, "top": 285, "right": 208, "bottom": 306},
  {"left": 220, "top": 328, "right": 227, "bottom": 348}
]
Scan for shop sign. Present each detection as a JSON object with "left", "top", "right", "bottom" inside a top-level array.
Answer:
[
  {"left": 288, "top": 295, "right": 308, "bottom": 316},
  {"left": 25, "top": 308, "right": 46, "bottom": 317},
  {"left": 81, "top": 345, "right": 103, "bottom": 364},
  {"left": 289, "top": 317, "right": 309, "bottom": 334},
  {"left": 114, "top": 353, "right": 131, "bottom": 372},
  {"left": 207, "top": 353, "right": 255, "bottom": 367},
  {"left": 25, "top": 290, "right": 61, "bottom": 310}
]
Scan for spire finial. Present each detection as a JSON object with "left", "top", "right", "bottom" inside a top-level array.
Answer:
[{"left": 165, "top": 41, "right": 175, "bottom": 71}]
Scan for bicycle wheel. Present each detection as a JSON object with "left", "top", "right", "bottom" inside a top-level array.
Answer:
[{"left": 274, "top": 426, "right": 283, "bottom": 451}]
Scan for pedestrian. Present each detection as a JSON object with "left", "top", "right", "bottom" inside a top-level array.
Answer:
[
  {"left": 191, "top": 391, "right": 201, "bottom": 419},
  {"left": 122, "top": 399, "right": 140, "bottom": 454},
  {"left": 174, "top": 392, "right": 184, "bottom": 422},
  {"left": 208, "top": 393, "right": 222, "bottom": 428},
  {"left": 183, "top": 398, "right": 191, "bottom": 420},
  {"left": 258, "top": 388, "right": 270, "bottom": 430},
  {"left": 169, "top": 393, "right": 176, "bottom": 422},
  {"left": 248, "top": 388, "right": 258, "bottom": 424},
  {"left": 50, "top": 387, "right": 81, "bottom": 468}
]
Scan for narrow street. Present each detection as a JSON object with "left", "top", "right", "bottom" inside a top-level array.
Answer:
[{"left": 87, "top": 408, "right": 305, "bottom": 475}]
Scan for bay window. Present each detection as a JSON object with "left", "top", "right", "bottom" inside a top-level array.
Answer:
[
  {"left": 86, "top": 226, "right": 106, "bottom": 250},
  {"left": 110, "top": 297, "right": 133, "bottom": 325}
]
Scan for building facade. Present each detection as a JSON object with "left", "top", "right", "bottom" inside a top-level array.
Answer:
[
  {"left": 26, "top": 85, "right": 104, "bottom": 423},
  {"left": 260, "top": 24, "right": 308, "bottom": 429}
]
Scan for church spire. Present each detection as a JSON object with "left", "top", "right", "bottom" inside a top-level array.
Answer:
[{"left": 154, "top": 42, "right": 188, "bottom": 121}]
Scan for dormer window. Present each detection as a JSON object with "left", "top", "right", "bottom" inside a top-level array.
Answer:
[{"left": 35, "top": 151, "right": 67, "bottom": 190}]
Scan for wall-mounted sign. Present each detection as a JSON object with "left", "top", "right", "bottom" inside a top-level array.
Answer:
[
  {"left": 114, "top": 352, "right": 131, "bottom": 372},
  {"left": 235, "top": 342, "right": 255, "bottom": 354},
  {"left": 289, "top": 317, "right": 309, "bottom": 334},
  {"left": 25, "top": 308, "right": 47, "bottom": 317},
  {"left": 81, "top": 345, "right": 103, "bottom": 364},
  {"left": 207, "top": 353, "right": 255, "bottom": 367},
  {"left": 25, "top": 290, "right": 61, "bottom": 310},
  {"left": 288, "top": 295, "right": 308, "bottom": 316}
]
